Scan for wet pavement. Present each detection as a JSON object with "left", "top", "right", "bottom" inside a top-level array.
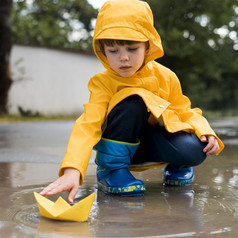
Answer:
[{"left": 0, "top": 118, "right": 238, "bottom": 238}]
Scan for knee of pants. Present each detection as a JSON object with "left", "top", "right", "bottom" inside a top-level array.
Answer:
[
  {"left": 108, "top": 95, "right": 148, "bottom": 122},
  {"left": 175, "top": 133, "right": 207, "bottom": 168},
  {"left": 102, "top": 95, "right": 148, "bottom": 142}
]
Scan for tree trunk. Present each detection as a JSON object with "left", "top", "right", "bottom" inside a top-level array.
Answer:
[{"left": 0, "top": 0, "right": 12, "bottom": 114}]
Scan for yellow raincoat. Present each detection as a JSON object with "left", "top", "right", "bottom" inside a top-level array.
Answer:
[{"left": 59, "top": 0, "right": 224, "bottom": 184}]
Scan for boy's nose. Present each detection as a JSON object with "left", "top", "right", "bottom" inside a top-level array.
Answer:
[{"left": 120, "top": 51, "right": 129, "bottom": 61}]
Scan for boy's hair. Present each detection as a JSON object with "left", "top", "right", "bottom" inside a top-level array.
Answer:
[
  {"left": 100, "top": 39, "right": 137, "bottom": 47},
  {"left": 98, "top": 39, "right": 149, "bottom": 54}
]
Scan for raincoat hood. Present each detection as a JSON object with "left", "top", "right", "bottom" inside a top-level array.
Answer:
[{"left": 93, "top": 0, "right": 164, "bottom": 72}]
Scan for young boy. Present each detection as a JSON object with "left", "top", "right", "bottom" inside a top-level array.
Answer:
[{"left": 40, "top": 0, "right": 224, "bottom": 203}]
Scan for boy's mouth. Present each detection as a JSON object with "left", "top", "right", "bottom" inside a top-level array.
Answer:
[{"left": 119, "top": 66, "right": 131, "bottom": 70}]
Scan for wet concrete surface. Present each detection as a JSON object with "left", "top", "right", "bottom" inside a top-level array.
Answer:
[{"left": 0, "top": 118, "right": 238, "bottom": 237}]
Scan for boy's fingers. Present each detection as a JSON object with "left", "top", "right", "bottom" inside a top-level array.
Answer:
[
  {"left": 206, "top": 146, "right": 215, "bottom": 155},
  {"left": 47, "top": 188, "right": 63, "bottom": 196},
  {"left": 205, "top": 144, "right": 214, "bottom": 154},
  {"left": 205, "top": 138, "right": 220, "bottom": 156},
  {"left": 40, "top": 187, "right": 55, "bottom": 196},
  {"left": 39, "top": 170, "right": 80, "bottom": 201},
  {"left": 40, "top": 185, "right": 53, "bottom": 195},
  {"left": 200, "top": 135, "right": 207, "bottom": 142},
  {"left": 204, "top": 140, "right": 212, "bottom": 149},
  {"left": 68, "top": 186, "right": 78, "bottom": 203},
  {"left": 202, "top": 136, "right": 214, "bottom": 152},
  {"left": 40, "top": 180, "right": 65, "bottom": 196},
  {"left": 207, "top": 142, "right": 220, "bottom": 156}
]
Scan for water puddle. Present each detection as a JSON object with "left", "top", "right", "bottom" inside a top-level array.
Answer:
[
  {"left": 1, "top": 119, "right": 238, "bottom": 237},
  {"left": 7, "top": 173, "right": 238, "bottom": 237}
]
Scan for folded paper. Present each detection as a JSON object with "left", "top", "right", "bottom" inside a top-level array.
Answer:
[{"left": 34, "top": 192, "right": 95, "bottom": 222}]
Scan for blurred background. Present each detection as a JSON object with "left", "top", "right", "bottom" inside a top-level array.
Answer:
[{"left": 0, "top": 0, "right": 238, "bottom": 118}]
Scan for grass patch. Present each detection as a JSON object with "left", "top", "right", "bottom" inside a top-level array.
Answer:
[
  {"left": 1, "top": 109, "right": 238, "bottom": 123},
  {"left": 0, "top": 114, "right": 78, "bottom": 123}
]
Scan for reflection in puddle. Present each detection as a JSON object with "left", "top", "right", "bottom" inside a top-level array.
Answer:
[{"left": 229, "top": 169, "right": 238, "bottom": 187}]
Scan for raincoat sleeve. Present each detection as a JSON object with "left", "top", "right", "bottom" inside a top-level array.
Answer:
[
  {"left": 59, "top": 75, "right": 112, "bottom": 184},
  {"left": 165, "top": 72, "right": 224, "bottom": 154}
]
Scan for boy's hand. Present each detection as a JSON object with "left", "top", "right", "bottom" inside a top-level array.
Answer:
[
  {"left": 40, "top": 168, "right": 80, "bottom": 204},
  {"left": 200, "top": 135, "right": 220, "bottom": 156}
]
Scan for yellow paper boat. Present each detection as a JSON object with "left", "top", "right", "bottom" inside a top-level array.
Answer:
[{"left": 34, "top": 192, "right": 95, "bottom": 222}]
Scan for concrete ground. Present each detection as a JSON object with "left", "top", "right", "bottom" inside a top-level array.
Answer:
[{"left": 0, "top": 119, "right": 238, "bottom": 237}]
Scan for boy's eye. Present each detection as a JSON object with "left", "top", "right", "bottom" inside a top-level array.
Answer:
[
  {"left": 128, "top": 47, "right": 138, "bottom": 52},
  {"left": 108, "top": 49, "right": 118, "bottom": 53}
]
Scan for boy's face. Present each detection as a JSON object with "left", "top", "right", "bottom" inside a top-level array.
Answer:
[{"left": 104, "top": 42, "right": 147, "bottom": 77}]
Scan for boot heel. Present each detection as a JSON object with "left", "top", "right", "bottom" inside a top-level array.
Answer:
[
  {"left": 97, "top": 168, "right": 145, "bottom": 196},
  {"left": 163, "top": 165, "right": 194, "bottom": 186}
]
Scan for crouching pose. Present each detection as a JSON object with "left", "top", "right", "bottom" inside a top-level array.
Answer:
[{"left": 41, "top": 0, "right": 224, "bottom": 202}]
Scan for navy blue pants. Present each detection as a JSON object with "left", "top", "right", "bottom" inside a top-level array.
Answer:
[{"left": 102, "top": 95, "right": 207, "bottom": 170}]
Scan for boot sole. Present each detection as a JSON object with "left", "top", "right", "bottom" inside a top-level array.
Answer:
[
  {"left": 97, "top": 182, "right": 145, "bottom": 196},
  {"left": 163, "top": 176, "right": 194, "bottom": 186}
]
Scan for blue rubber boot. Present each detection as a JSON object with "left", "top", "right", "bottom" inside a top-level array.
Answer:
[
  {"left": 94, "top": 138, "right": 145, "bottom": 196},
  {"left": 163, "top": 165, "right": 194, "bottom": 186}
]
